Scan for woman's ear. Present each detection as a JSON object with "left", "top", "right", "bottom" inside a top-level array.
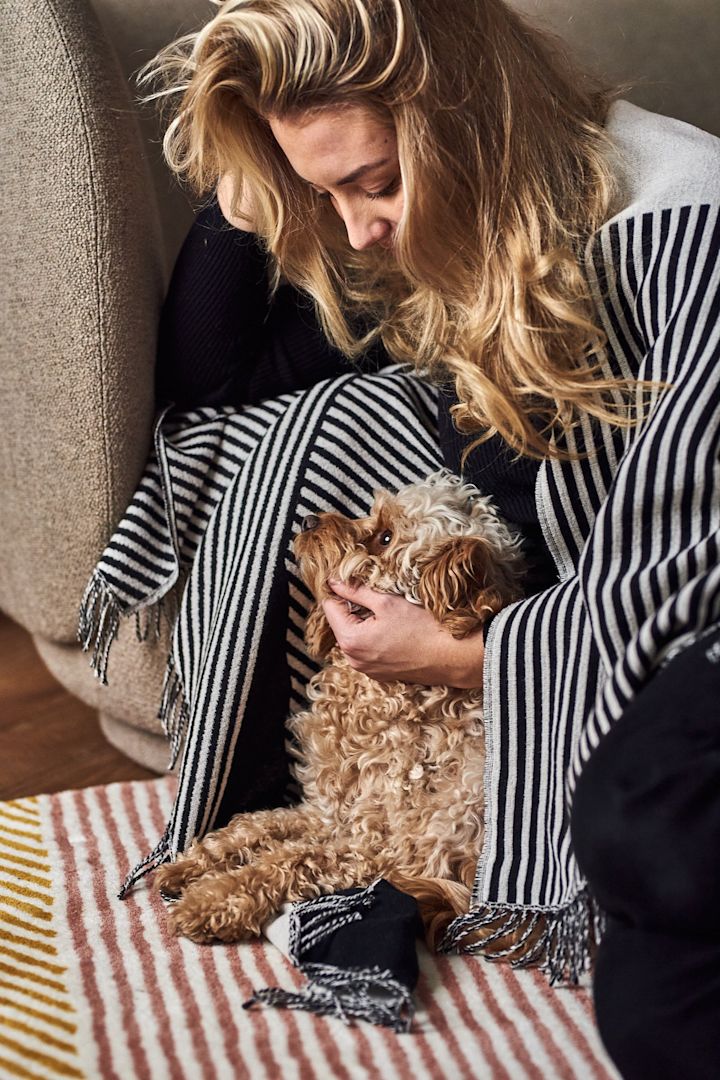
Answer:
[
  {"left": 304, "top": 604, "right": 336, "bottom": 659},
  {"left": 415, "top": 536, "right": 523, "bottom": 638}
]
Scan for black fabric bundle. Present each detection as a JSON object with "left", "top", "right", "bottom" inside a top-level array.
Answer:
[{"left": 245, "top": 880, "right": 424, "bottom": 1032}]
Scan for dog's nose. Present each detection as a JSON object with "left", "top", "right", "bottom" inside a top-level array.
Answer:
[{"left": 301, "top": 514, "right": 321, "bottom": 532}]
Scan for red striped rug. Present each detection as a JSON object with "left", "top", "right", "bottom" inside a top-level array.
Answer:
[{"left": 0, "top": 778, "right": 619, "bottom": 1079}]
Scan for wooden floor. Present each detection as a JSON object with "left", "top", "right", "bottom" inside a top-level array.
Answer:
[{"left": 0, "top": 612, "right": 157, "bottom": 801}]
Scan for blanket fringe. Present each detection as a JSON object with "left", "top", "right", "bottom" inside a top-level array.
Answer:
[
  {"left": 134, "top": 602, "right": 164, "bottom": 644},
  {"left": 440, "top": 886, "right": 605, "bottom": 986},
  {"left": 78, "top": 574, "right": 121, "bottom": 685},
  {"left": 79, "top": 573, "right": 174, "bottom": 685},
  {"left": 158, "top": 656, "right": 189, "bottom": 771},
  {"left": 118, "top": 828, "right": 172, "bottom": 900},
  {"left": 243, "top": 963, "right": 415, "bottom": 1033}
]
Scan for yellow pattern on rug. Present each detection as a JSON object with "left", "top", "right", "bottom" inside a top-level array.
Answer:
[{"left": 0, "top": 798, "right": 84, "bottom": 1080}]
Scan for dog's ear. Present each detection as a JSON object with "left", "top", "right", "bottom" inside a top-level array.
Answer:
[
  {"left": 415, "top": 536, "right": 522, "bottom": 638},
  {"left": 304, "top": 604, "right": 336, "bottom": 660}
]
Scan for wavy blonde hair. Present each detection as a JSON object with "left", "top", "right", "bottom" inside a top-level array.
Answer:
[{"left": 142, "top": 0, "right": 631, "bottom": 457}]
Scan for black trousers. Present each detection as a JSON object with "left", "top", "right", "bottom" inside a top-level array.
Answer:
[{"left": 571, "top": 626, "right": 720, "bottom": 1080}]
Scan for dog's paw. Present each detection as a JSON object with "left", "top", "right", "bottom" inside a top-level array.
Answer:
[
  {"left": 165, "top": 874, "right": 271, "bottom": 944},
  {"left": 166, "top": 901, "right": 246, "bottom": 944},
  {"left": 154, "top": 856, "right": 206, "bottom": 900}
]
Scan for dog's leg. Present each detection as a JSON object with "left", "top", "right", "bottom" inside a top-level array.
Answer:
[
  {"left": 154, "top": 804, "right": 323, "bottom": 899},
  {"left": 166, "top": 840, "right": 379, "bottom": 944}
]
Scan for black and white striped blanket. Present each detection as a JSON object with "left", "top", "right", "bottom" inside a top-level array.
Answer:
[
  {"left": 79, "top": 367, "right": 443, "bottom": 891},
  {"left": 80, "top": 104, "right": 720, "bottom": 983}
]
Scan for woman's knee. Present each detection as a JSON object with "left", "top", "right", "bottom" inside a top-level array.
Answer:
[
  {"left": 571, "top": 679, "right": 720, "bottom": 933},
  {"left": 593, "top": 918, "right": 720, "bottom": 1080}
]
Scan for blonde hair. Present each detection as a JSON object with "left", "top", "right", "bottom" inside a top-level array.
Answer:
[{"left": 142, "top": 0, "right": 631, "bottom": 458}]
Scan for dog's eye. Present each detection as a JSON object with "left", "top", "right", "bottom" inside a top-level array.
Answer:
[{"left": 379, "top": 530, "right": 392, "bottom": 546}]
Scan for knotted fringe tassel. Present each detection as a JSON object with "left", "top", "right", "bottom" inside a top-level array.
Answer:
[
  {"left": 157, "top": 656, "right": 189, "bottom": 771},
  {"left": 134, "top": 602, "right": 164, "bottom": 644},
  {"left": 78, "top": 574, "right": 121, "bottom": 685},
  {"left": 118, "top": 827, "right": 172, "bottom": 900},
  {"left": 79, "top": 574, "right": 173, "bottom": 685},
  {"left": 440, "top": 886, "right": 605, "bottom": 986},
  {"left": 244, "top": 963, "right": 415, "bottom": 1033}
]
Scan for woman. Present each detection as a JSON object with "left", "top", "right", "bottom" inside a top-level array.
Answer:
[{"left": 145, "top": 0, "right": 720, "bottom": 1073}]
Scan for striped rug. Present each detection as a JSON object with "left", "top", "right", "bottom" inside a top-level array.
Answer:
[{"left": 0, "top": 778, "right": 619, "bottom": 1079}]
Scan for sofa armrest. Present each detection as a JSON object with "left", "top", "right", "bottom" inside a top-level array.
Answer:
[{"left": 0, "top": 0, "right": 165, "bottom": 640}]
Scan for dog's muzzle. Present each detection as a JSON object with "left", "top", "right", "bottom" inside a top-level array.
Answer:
[{"left": 301, "top": 514, "right": 321, "bottom": 532}]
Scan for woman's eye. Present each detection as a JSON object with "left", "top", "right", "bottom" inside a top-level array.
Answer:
[
  {"left": 379, "top": 530, "right": 392, "bottom": 546},
  {"left": 366, "top": 179, "right": 401, "bottom": 202}
]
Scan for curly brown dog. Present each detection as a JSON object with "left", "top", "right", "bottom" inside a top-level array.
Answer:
[{"left": 155, "top": 472, "right": 525, "bottom": 948}]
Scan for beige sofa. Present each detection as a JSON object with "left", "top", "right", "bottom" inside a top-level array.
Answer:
[{"left": 1, "top": 0, "right": 718, "bottom": 772}]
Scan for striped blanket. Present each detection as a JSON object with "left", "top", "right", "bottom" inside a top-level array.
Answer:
[
  {"left": 79, "top": 367, "right": 443, "bottom": 887},
  {"left": 0, "top": 778, "right": 620, "bottom": 1079}
]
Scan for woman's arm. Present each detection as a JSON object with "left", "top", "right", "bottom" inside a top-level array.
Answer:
[
  {"left": 155, "top": 201, "right": 270, "bottom": 406},
  {"left": 156, "top": 199, "right": 391, "bottom": 409}
]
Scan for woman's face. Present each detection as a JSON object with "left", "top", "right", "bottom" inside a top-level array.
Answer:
[{"left": 268, "top": 105, "right": 404, "bottom": 252}]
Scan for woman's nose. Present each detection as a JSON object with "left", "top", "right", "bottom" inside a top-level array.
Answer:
[{"left": 339, "top": 205, "right": 392, "bottom": 251}]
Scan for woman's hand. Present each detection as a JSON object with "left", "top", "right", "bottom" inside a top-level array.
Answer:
[
  {"left": 216, "top": 173, "right": 257, "bottom": 231},
  {"left": 321, "top": 580, "right": 485, "bottom": 687}
]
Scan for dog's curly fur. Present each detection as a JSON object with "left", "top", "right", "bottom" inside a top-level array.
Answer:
[{"left": 155, "top": 472, "right": 525, "bottom": 949}]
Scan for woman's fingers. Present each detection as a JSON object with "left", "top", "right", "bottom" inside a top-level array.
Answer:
[
  {"left": 321, "top": 596, "right": 373, "bottom": 654},
  {"left": 327, "top": 577, "right": 380, "bottom": 610}
]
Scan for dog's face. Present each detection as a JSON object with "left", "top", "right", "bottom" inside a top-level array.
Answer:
[{"left": 293, "top": 472, "right": 525, "bottom": 658}]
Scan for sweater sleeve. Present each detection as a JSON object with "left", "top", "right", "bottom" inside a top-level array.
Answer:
[{"left": 155, "top": 201, "right": 390, "bottom": 408}]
